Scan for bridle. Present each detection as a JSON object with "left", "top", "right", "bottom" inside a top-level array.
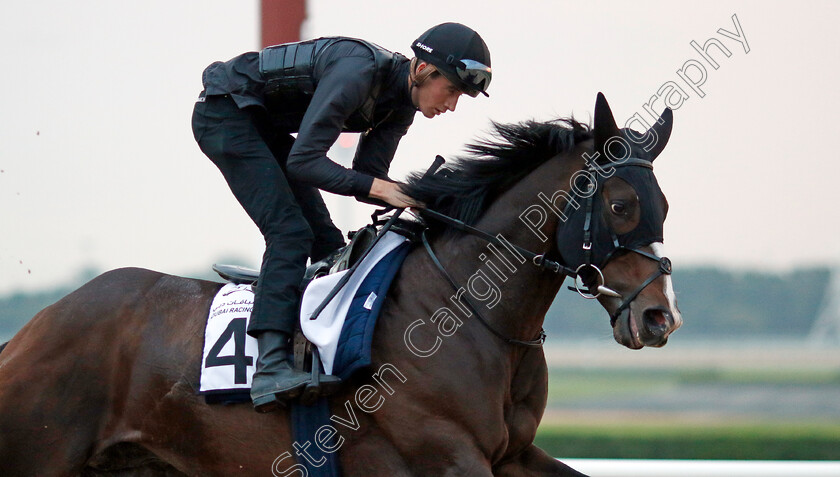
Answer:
[
  {"left": 565, "top": 158, "right": 673, "bottom": 326},
  {"left": 418, "top": 157, "right": 672, "bottom": 347}
]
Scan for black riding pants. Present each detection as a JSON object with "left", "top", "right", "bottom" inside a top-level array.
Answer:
[{"left": 192, "top": 94, "right": 345, "bottom": 336}]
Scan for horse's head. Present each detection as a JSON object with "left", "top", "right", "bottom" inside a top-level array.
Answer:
[{"left": 556, "top": 93, "right": 682, "bottom": 349}]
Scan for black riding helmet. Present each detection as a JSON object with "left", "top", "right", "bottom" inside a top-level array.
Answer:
[{"left": 411, "top": 23, "right": 492, "bottom": 97}]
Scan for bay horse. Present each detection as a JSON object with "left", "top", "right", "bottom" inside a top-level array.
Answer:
[{"left": 0, "top": 93, "right": 680, "bottom": 476}]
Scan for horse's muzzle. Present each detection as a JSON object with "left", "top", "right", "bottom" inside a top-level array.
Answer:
[
  {"left": 613, "top": 304, "right": 678, "bottom": 349},
  {"left": 639, "top": 306, "right": 673, "bottom": 347}
]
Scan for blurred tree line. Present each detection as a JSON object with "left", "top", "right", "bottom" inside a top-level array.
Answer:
[
  {"left": 0, "top": 266, "right": 221, "bottom": 342},
  {"left": 546, "top": 266, "right": 832, "bottom": 340},
  {"left": 0, "top": 266, "right": 833, "bottom": 342}
]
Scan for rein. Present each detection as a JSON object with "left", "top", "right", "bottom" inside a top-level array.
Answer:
[
  {"left": 416, "top": 157, "right": 672, "bottom": 346},
  {"left": 418, "top": 208, "right": 570, "bottom": 348},
  {"left": 421, "top": 230, "right": 546, "bottom": 347},
  {"left": 421, "top": 209, "right": 573, "bottom": 275}
]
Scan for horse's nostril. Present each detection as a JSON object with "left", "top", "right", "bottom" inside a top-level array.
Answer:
[{"left": 643, "top": 308, "right": 670, "bottom": 335}]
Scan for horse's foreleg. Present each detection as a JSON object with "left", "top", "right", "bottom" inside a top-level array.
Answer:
[{"left": 493, "top": 445, "right": 588, "bottom": 477}]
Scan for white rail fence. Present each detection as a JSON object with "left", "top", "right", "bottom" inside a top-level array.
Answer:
[{"left": 561, "top": 459, "right": 840, "bottom": 476}]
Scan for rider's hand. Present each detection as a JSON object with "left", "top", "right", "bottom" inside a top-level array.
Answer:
[{"left": 369, "top": 178, "right": 425, "bottom": 209}]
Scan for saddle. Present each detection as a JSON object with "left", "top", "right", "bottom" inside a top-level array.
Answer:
[
  {"left": 293, "top": 224, "right": 378, "bottom": 399},
  {"left": 212, "top": 216, "right": 423, "bottom": 404},
  {"left": 211, "top": 224, "right": 379, "bottom": 287}
]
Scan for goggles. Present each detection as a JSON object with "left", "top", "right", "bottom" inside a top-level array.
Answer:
[{"left": 456, "top": 59, "right": 492, "bottom": 96}]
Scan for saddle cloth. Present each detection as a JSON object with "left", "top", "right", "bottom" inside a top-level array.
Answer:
[
  {"left": 300, "top": 231, "right": 407, "bottom": 375},
  {"left": 199, "top": 283, "right": 258, "bottom": 396},
  {"left": 199, "top": 231, "right": 410, "bottom": 396}
]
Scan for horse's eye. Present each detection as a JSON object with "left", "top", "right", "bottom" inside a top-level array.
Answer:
[{"left": 611, "top": 202, "right": 626, "bottom": 215}]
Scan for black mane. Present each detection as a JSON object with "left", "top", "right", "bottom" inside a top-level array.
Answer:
[{"left": 403, "top": 118, "right": 592, "bottom": 233}]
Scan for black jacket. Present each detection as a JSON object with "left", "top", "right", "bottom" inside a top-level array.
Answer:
[{"left": 201, "top": 39, "right": 417, "bottom": 199}]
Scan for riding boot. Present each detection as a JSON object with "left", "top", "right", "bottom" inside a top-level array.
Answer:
[
  {"left": 250, "top": 331, "right": 311, "bottom": 412},
  {"left": 250, "top": 331, "right": 341, "bottom": 413}
]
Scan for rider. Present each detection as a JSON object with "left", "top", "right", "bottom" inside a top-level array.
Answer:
[{"left": 191, "top": 23, "right": 492, "bottom": 412}]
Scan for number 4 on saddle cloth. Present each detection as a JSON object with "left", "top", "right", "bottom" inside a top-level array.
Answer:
[{"left": 199, "top": 218, "right": 418, "bottom": 405}]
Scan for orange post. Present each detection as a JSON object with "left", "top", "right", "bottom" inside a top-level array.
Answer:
[{"left": 260, "top": 0, "right": 306, "bottom": 48}]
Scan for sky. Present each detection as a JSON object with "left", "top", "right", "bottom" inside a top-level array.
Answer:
[{"left": 1, "top": 1, "right": 839, "bottom": 295}]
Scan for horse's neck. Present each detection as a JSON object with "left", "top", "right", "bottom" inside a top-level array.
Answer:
[{"left": 437, "top": 144, "right": 588, "bottom": 346}]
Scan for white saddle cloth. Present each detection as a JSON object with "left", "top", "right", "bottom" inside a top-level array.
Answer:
[{"left": 300, "top": 231, "right": 407, "bottom": 374}]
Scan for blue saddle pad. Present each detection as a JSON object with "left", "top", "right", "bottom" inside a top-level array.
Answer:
[
  {"left": 290, "top": 242, "right": 412, "bottom": 477},
  {"left": 331, "top": 242, "right": 411, "bottom": 380}
]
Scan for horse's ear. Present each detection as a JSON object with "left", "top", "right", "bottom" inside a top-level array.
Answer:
[
  {"left": 648, "top": 107, "right": 673, "bottom": 162},
  {"left": 593, "top": 92, "right": 621, "bottom": 156}
]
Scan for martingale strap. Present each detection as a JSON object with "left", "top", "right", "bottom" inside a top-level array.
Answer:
[{"left": 421, "top": 230, "right": 546, "bottom": 348}]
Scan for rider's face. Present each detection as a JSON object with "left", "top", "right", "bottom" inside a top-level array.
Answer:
[{"left": 412, "top": 64, "right": 463, "bottom": 119}]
